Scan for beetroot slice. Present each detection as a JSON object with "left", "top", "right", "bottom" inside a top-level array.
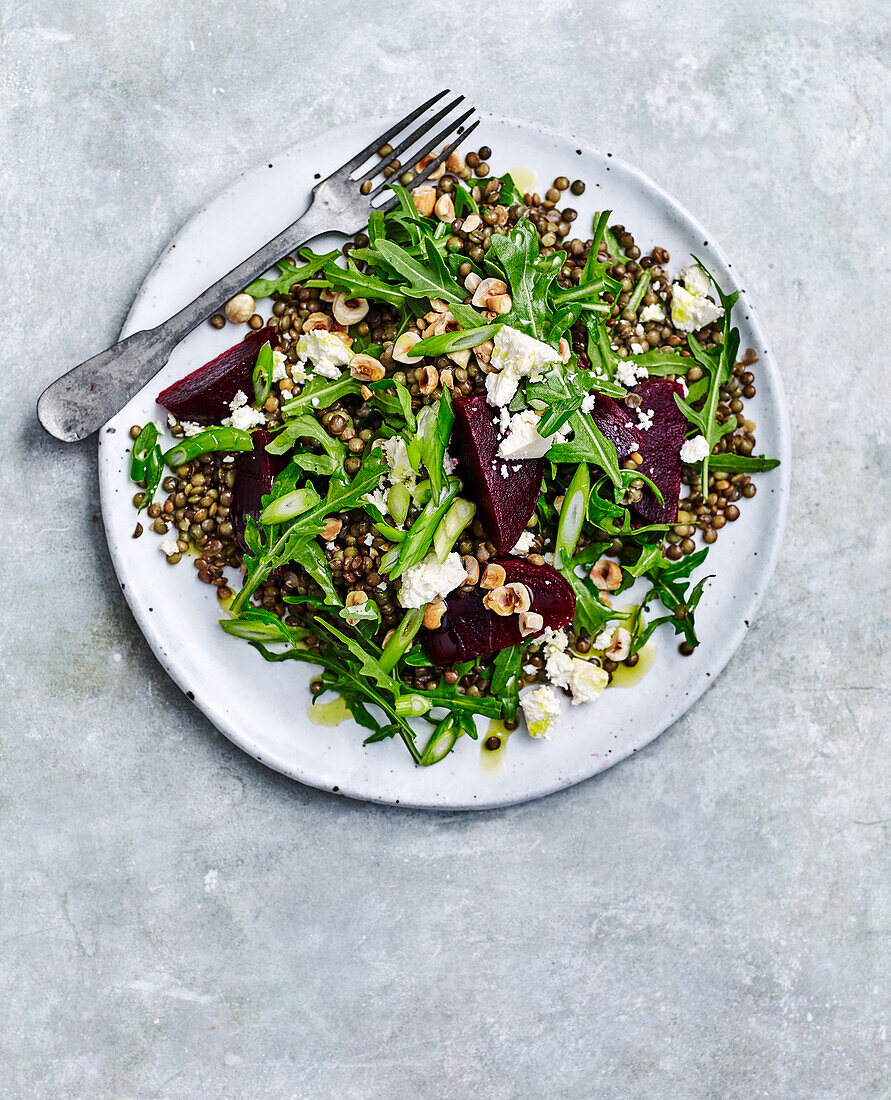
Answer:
[
  {"left": 451, "top": 395, "right": 544, "bottom": 554},
  {"left": 229, "top": 430, "right": 288, "bottom": 554},
  {"left": 589, "top": 393, "right": 644, "bottom": 460},
  {"left": 156, "top": 327, "right": 276, "bottom": 425},
  {"left": 426, "top": 557, "right": 575, "bottom": 665},
  {"left": 629, "top": 379, "right": 686, "bottom": 524}
]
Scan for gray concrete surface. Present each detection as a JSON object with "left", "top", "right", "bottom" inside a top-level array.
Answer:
[{"left": 1, "top": 1, "right": 888, "bottom": 1096}]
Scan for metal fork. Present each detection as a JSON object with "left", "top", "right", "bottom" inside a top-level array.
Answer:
[{"left": 37, "top": 91, "right": 479, "bottom": 442}]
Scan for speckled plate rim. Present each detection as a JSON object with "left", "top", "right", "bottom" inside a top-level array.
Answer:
[{"left": 98, "top": 111, "right": 791, "bottom": 810}]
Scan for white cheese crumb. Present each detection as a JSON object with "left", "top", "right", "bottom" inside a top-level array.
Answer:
[
  {"left": 521, "top": 685, "right": 562, "bottom": 738},
  {"left": 640, "top": 303, "right": 665, "bottom": 323},
  {"left": 160, "top": 539, "right": 179, "bottom": 556},
  {"left": 545, "top": 648, "right": 609, "bottom": 704},
  {"left": 592, "top": 627, "right": 615, "bottom": 651},
  {"left": 363, "top": 487, "right": 389, "bottom": 515},
  {"left": 223, "top": 404, "right": 266, "bottom": 431},
  {"left": 180, "top": 421, "right": 203, "bottom": 437},
  {"left": 166, "top": 413, "right": 177, "bottom": 428},
  {"left": 636, "top": 407, "right": 655, "bottom": 432},
  {"left": 485, "top": 325, "right": 561, "bottom": 407},
  {"left": 630, "top": 342, "right": 645, "bottom": 355},
  {"left": 615, "top": 360, "right": 648, "bottom": 388},
  {"left": 229, "top": 390, "right": 248, "bottom": 411},
  {"left": 295, "top": 330, "right": 353, "bottom": 378},
  {"left": 511, "top": 530, "right": 535, "bottom": 555},
  {"left": 498, "top": 409, "right": 565, "bottom": 461},
  {"left": 680, "top": 433, "right": 711, "bottom": 463},
  {"left": 382, "top": 436, "right": 415, "bottom": 484},
  {"left": 670, "top": 265, "right": 724, "bottom": 333},
  {"left": 581, "top": 393, "right": 597, "bottom": 414},
  {"left": 363, "top": 533, "right": 374, "bottom": 547},
  {"left": 398, "top": 553, "right": 467, "bottom": 608}
]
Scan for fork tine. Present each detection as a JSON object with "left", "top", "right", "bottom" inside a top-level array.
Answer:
[
  {"left": 377, "top": 120, "right": 481, "bottom": 214},
  {"left": 356, "top": 94, "right": 465, "bottom": 183},
  {"left": 334, "top": 89, "right": 451, "bottom": 177},
  {"left": 368, "top": 110, "right": 477, "bottom": 200}
]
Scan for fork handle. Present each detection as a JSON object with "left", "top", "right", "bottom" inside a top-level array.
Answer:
[{"left": 37, "top": 199, "right": 340, "bottom": 442}]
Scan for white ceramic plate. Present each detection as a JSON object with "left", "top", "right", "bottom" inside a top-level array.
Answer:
[{"left": 98, "top": 113, "right": 790, "bottom": 810}]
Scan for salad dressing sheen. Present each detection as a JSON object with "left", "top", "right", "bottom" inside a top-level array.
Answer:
[{"left": 308, "top": 694, "right": 351, "bottom": 726}]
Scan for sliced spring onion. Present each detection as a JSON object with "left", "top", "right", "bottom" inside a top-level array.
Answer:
[
  {"left": 432, "top": 498, "right": 475, "bottom": 562},
  {"left": 163, "top": 427, "right": 254, "bottom": 468},
  {"left": 379, "top": 608, "right": 424, "bottom": 673},
  {"left": 554, "top": 462, "right": 591, "bottom": 565},
  {"left": 252, "top": 343, "right": 273, "bottom": 406},
  {"left": 387, "top": 482, "right": 411, "bottom": 526},
  {"left": 258, "top": 485, "right": 321, "bottom": 525}
]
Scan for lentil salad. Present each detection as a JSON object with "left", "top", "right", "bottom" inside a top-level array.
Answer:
[{"left": 128, "top": 142, "right": 779, "bottom": 766}]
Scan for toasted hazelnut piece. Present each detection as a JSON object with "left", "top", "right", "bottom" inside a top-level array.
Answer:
[
  {"left": 446, "top": 348, "right": 471, "bottom": 369},
  {"left": 344, "top": 590, "right": 368, "bottom": 626},
  {"left": 333, "top": 293, "right": 369, "bottom": 326},
  {"left": 440, "top": 368, "right": 454, "bottom": 389},
  {"left": 558, "top": 337, "right": 571, "bottom": 363},
  {"left": 434, "top": 193, "right": 455, "bottom": 222},
  {"left": 553, "top": 495, "right": 565, "bottom": 511},
  {"left": 475, "top": 339, "right": 494, "bottom": 364},
  {"left": 464, "top": 271, "right": 482, "bottom": 293},
  {"left": 589, "top": 559, "right": 623, "bottom": 591},
  {"left": 606, "top": 627, "right": 632, "bottom": 662},
  {"left": 423, "top": 598, "right": 447, "bottom": 629},
  {"left": 412, "top": 186, "right": 436, "bottom": 217},
  {"left": 350, "top": 353, "right": 385, "bottom": 382},
  {"left": 333, "top": 332, "right": 353, "bottom": 348},
  {"left": 488, "top": 293, "right": 513, "bottom": 315},
  {"left": 519, "top": 611, "right": 544, "bottom": 637},
  {"left": 321, "top": 517, "right": 342, "bottom": 541},
  {"left": 418, "top": 364, "right": 439, "bottom": 395},
  {"left": 429, "top": 297, "right": 450, "bottom": 314},
  {"left": 302, "top": 312, "right": 333, "bottom": 333},
  {"left": 461, "top": 555, "right": 480, "bottom": 586},
  {"left": 319, "top": 288, "right": 338, "bottom": 304},
  {"left": 360, "top": 384, "right": 373, "bottom": 400},
  {"left": 461, "top": 213, "right": 482, "bottom": 233},
  {"left": 414, "top": 152, "right": 445, "bottom": 181},
  {"left": 430, "top": 310, "right": 460, "bottom": 337},
  {"left": 445, "top": 151, "right": 463, "bottom": 173},
  {"left": 480, "top": 562, "right": 507, "bottom": 590},
  {"left": 392, "top": 331, "right": 423, "bottom": 363},
  {"left": 505, "top": 582, "right": 532, "bottom": 613},
  {"left": 483, "top": 585, "right": 516, "bottom": 616},
  {"left": 471, "top": 277, "right": 508, "bottom": 309},
  {"left": 224, "top": 293, "right": 255, "bottom": 324}
]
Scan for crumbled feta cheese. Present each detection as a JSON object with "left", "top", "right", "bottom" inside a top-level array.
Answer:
[
  {"left": 615, "top": 360, "right": 648, "bottom": 388},
  {"left": 521, "top": 685, "right": 561, "bottom": 738},
  {"left": 271, "top": 347, "right": 289, "bottom": 383},
  {"left": 498, "top": 409, "right": 566, "bottom": 461},
  {"left": 363, "top": 533, "right": 373, "bottom": 547},
  {"left": 542, "top": 628, "right": 569, "bottom": 656},
  {"left": 166, "top": 413, "right": 177, "bottom": 428},
  {"left": 160, "top": 539, "right": 179, "bottom": 556},
  {"left": 223, "top": 404, "right": 266, "bottom": 431},
  {"left": 634, "top": 323, "right": 644, "bottom": 336},
  {"left": 229, "top": 390, "right": 248, "bottom": 411},
  {"left": 398, "top": 553, "right": 467, "bottom": 608},
  {"left": 180, "top": 421, "right": 203, "bottom": 437},
  {"left": 363, "top": 487, "right": 389, "bottom": 515},
  {"left": 592, "top": 627, "right": 615, "bottom": 651},
  {"left": 670, "top": 265, "right": 724, "bottom": 333},
  {"left": 542, "top": 551, "right": 554, "bottom": 565},
  {"left": 640, "top": 303, "right": 665, "bottom": 323},
  {"left": 636, "top": 407, "right": 655, "bottom": 432},
  {"left": 295, "top": 330, "right": 353, "bottom": 378},
  {"left": 581, "top": 393, "right": 597, "bottom": 414},
  {"left": 546, "top": 648, "right": 609, "bottom": 704},
  {"left": 485, "top": 325, "right": 561, "bottom": 407},
  {"left": 681, "top": 263, "right": 712, "bottom": 298},
  {"left": 523, "top": 663, "right": 538, "bottom": 675},
  {"left": 511, "top": 530, "right": 535, "bottom": 555},
  {"left": 630, "top": 342, "right": 645, "bottom": 355},
  {"left": 382, "top": 436, "right": 414, "bottom": 484},
  {"left": 680, "top": 433, "right": 711, "bottom": 463},
  {"left": 566, "top": 660, "right": 609, "bottom": 704}
]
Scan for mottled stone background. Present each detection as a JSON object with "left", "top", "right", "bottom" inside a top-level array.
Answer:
[{"left": 1, "top": 1, "right": 888, "bottom": 1096}]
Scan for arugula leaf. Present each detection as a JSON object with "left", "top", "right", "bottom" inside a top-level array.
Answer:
[
  {"left": 245, "top": 248, "right": 341, "bottom": 299},
  {"left": 525, "top": 361, "right": 589, "bottom": 435},
  {"left": 285, "top": 539, "right": 340, "bottom": 606},
  {"left": 267, "top": 414, "right": 346, "bottom": 463},
  {"left": 322, "top": 261, "right": 407, "bottom": 308},
  {"left": 490, "top": 645, "right": 522, "bottom": 722},
  {"left": 372, "top": 239, "right": 464, "bottom": 303},
  {"left": 486, "top": 220, "right": 563, "bottom": 341},
  {"left": 547, "top": 409, "right": 622, "bottom": 486}
]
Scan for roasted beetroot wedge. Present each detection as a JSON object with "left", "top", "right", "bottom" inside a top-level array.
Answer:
[
  {"left": 589, "top": 393, "right": 644, "bottom": 460},
  {"left": 426, "top": 557, "right": 575, "bottom": 664},
  {"left": 629, "top": 379, "right": 686, "bottom": 524},
  {"left": 451, "top": 395, "right": 543, "bottom": 554},
  {"left": 157, "top": 327, "right": 276, "bottom": 425},
  {"left": 229, "top": 430, "right": 288, "bottom": 553}
]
